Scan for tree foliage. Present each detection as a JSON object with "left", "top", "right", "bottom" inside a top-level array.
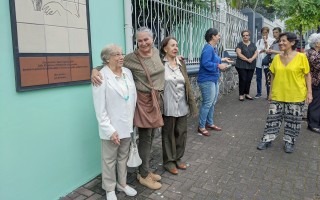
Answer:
[
  {"left": 226, "top": 0, "right": 276, "bottom": 20},
  {"left": 273, "top": 0, "right": 320, "bottom": 33}
]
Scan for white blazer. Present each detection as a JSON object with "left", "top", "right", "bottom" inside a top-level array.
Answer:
[{"left": 92, "top": 66, "right": 137, "bottom": 140}]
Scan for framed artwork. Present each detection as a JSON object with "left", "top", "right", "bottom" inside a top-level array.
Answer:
[{"left": 9, "top": 0, "right": 92, "bottom": 91}]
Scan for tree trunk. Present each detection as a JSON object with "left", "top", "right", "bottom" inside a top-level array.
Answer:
[{"left": 299, "top": 25, "right": 303, "bottom": 51}]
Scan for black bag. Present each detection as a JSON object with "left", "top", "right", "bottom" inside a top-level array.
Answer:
[{"left": 262, "top": 54, "right": 272, "bottom": 66}]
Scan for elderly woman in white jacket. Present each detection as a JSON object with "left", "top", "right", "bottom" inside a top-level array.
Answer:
[{"left": 92, "top": 44, "right": 137, "bottom": 200}]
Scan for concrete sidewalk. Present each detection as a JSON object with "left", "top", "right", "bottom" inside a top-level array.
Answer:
[{"left": 61, "top": 81, "right": 320, "bottom": 200}]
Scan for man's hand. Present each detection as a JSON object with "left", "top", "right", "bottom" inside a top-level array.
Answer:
[
  {"left": 110, "top": 132, "right": 120, "bottom": 145},
  {"left": 91, "top": 69, "right": 103, "bottom": 86}
]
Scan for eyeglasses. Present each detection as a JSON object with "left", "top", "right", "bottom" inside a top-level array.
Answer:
[{"left": 110, "top": 53, "right": 125, "bottom": 57}]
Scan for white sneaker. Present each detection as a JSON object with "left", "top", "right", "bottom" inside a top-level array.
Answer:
[
  {"left": 106, "top": 191, "right": 117, "bottom": 200},
  {"left": 117, "top": 184, "right": 137, "bottom": 196}
]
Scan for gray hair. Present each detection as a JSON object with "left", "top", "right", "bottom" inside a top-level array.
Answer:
[
  {"left": 100, "top": 44, "right": 121, "bottom": 65},
  {"left": 308, "top": 33, "right": 320, "bottom": 48},
  {"left": 136, "top": 27, "right": 153, "bottom": 39}
]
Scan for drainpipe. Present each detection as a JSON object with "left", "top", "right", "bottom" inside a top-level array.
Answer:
[{"left": 124, "top": 0, "right": 133, "bottom": 54}]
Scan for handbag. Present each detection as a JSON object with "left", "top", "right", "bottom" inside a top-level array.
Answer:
[
  {"left": 262, "top": 54, "right": 272, "bottom": 66},
  {"left": 262, "top": 40, "right": 276, "bottom": 66},
  {"left": 133, "top": 52, "right": 164, "bottom": 128},
  {"left": 127, "top": 128, "right": 142, "bottom": 167}
]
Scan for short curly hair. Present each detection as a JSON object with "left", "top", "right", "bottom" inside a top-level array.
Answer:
[
  {"left": 100, "top": 44, "right": 121, "bottom": 65},
  {"left": 308, "top": 33, "right": 320, "bottom": 48},
  {"left": 204, "top": 28, "right": 219, "bottom": 42},
  {"left": 279, "top": 32, "right": 298, "bottom": 50}
]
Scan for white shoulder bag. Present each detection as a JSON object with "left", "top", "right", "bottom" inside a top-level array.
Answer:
[{"left": 127, "top": 127, "right": 142, "bottom": 167}]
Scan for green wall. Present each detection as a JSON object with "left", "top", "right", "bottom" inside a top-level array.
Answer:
[{"left": 0, "top": 1, "right": 125, "bottom": 199}]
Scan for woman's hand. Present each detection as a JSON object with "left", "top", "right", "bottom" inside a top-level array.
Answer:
[
  {"left": 306, "top": 93, "right": 313, "bottom": 104},
  {"left": 91, "top": 69, "right": 103, "bottom": 86},
  {"left": 177, "top": 55, "right": 184, "bottom": 61},
  {"left": 266, "top": 49, "right": 273, "bottom": 54},
  {"left": 222, "top": 57, "right": 233, "bottom": 63},
  {"left": 247, "top": 57, "right": 254, "bottom": 63},
  {"left": 218, "top": 63, "right": 228, "bottom": 70},
  {"left": 110, "top": 132, "right": 120, "bottom": 145}
]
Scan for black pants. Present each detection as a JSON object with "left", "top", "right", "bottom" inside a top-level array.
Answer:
[
  {"left": 236, "top": 67, "right": 255, "bottom": 96},
  {"left": 307, "top": 85, "right": 320, "bottom": 129}
]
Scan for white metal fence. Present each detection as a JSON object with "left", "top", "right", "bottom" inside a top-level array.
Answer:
[{"left": 131, "top": 0, "right": 248, "bottom": 64}]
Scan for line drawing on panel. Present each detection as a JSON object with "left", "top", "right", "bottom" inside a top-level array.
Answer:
[{"left": 31, "top": 0, "right": 80, "bottom": 17}]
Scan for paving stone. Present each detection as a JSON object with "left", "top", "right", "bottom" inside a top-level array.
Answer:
[
  {"left": 67, "top": 192, "right": 80, "bottom": 199},
  {"left": 84, "top": 178, "right": 101, "bottom": 190},
  {"left": 60, "top": 78, "right": 320, "bottom": 200},
  {"left": 73, "top": 195, "right": 87, "bottom": 200},
  {"left": 85, "top": 194, "right": 102, "bottom": 200},
  {"left": 190, "top": 186, "right": 209, "bottom": 196},
  {"left": 75, "top": 187, "right": 94, "bottom": 197}
]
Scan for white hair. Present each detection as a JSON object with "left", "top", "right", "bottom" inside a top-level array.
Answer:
[
  {"left": 308, "top": 33, "right": 320, "bottom": 48},
  {"left": 100, "top": 44, "right": 121, "bottom": 64},
  {"left": 136, "top": 27, "right": 153, "bottom": 39}
]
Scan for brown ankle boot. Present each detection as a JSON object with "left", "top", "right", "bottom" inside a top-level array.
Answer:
[{"left": 139, "top": 173, "right": 162, "bottom": 190}]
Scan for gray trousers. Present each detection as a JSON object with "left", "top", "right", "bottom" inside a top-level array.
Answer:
[
  {"left": 137, "top": 127, "right": 158, "bottom": 178},
  {"left": 101, "top": 138, "right": 130, "bottom": 192},
  {"left": 261, "top": 101, "right": 304, "bottom": 144},
  {"left": 161, "top": 115, "right": 187, "bottom": 170}
]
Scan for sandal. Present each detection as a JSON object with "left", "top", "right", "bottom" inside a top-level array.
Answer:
[
  {"left": 197, "top": 127, "right": 210, "bottom": 136},
  {"left": 206, "top": 124, "right": 222, "bottom": 131},
  {"left": 239, "top": 95, "right": 244, "bottom": 101}
]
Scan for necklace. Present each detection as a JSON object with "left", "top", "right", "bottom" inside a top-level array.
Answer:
[{"left": 122, "top": 74, "right": 129, "bottom": 101}]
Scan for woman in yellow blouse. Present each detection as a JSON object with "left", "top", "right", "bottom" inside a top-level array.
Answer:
[{"left": 257, "top": 32, "right": 312, "bottom": 153}]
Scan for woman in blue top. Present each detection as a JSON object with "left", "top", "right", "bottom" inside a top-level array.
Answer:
[{"left": 198, "top": 28, "right": 232, "bottom": 136}]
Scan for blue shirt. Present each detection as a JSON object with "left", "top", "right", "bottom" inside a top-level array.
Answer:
[{"left": 197, "top": 43, "right": 222, "bottom": 83}]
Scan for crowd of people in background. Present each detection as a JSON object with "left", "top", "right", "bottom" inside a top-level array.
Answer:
[{"left": 90, "top": 26, "right": 320, "bottom": 199}]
